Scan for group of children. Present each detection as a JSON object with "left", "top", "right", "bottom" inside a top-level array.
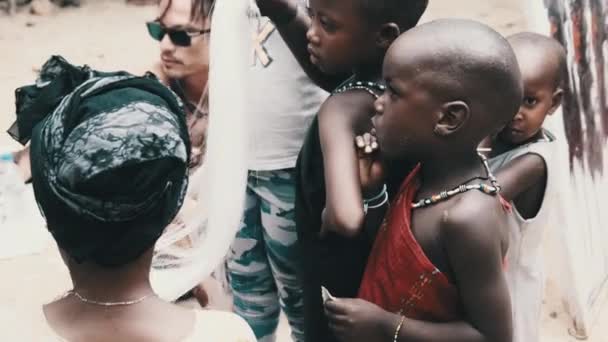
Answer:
[
  {"left": 257, "top": 0, "right": 566, "bottom": 341},
  {"left": 16, "top": 0, "right": 567, "bottom": 340}
]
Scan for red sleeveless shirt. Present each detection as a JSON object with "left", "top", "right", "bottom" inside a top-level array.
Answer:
[{"left": 358, "top": 165, "right": 464, "bottom": 321}]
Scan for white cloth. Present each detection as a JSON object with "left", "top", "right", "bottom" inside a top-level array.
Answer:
[
  {"left": 0, "top": 154, "right": 50, "bottom": 259},
  {"left": 151, "top": 0, "right": 250, "bottom": 301},
  {"left": 488, "top": 130, "right": 557, "bottom": 342},
  {"left": 245, "top": 2, "right": 327, "bottom": 171}
]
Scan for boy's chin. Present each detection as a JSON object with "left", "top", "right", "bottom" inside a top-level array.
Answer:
[
  {"left": 312, "top": 59, "right": 350, "bottom": 76},
  {"left": 314, "top": 62, "right": 336, "bottom": 75},
  {"left": 498, "top": 130, "right": 527, "bottom": 145}
]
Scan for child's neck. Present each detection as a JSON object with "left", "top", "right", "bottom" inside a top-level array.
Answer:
[
  {"left": 419, "top": 151, "right": 486, "bottom": 196},
  {"left": 353, "top": 62, "right": 383, "bottom": 83},
  {"left": 518, "top": 129, "right": 545, "bottom": 146},
  {"left": 492, "top": 129, "right": 545, "bottom": 157}
]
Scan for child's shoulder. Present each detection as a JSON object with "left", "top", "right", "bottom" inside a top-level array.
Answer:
[
  {"left": 439, "top": 191, "right": 510, "bottom": 249},
  {"left": 318, "top": 90, "right": 377, "bottom": 123},
  {"left": 518, "top": 128, "right": 556, "bottom": 154},
  {"left": 442, "top": 190, "right": 506, "bottom": 224},
  {"left": 490, "top": 128, "right": 556, "bottom": 172},
  {"left": 526, "top": 128, "right": 557, "bottom": 159},
  {"left": 324, "top": 88, "right": 377, "bottom": 110}
]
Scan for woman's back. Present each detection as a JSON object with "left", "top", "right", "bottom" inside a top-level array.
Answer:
[
  {"left": 7, "top": 57, "right": 255, "bottom": 342},
  {"left": 40, "top": 298, "right": 255, "bottom": 342}
]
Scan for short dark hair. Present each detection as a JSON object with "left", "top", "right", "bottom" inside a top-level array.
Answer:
[
  {"left": 507, "top": 32, "right": 567, "bottom": 89},
  {"left": 359, "top": 0, "right": 429, "bottom": 30},
  {"left": 159, "top": 0, "right": 215, "bottom": 22},
  {"left": 191, "top": 0, "right": 215, "bottom": 22},
  {"left": 391, "top": 19, "right": 523, "bottom": 140}
]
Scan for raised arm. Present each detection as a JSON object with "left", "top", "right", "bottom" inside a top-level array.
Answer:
[
  {"left": 494, "top": 153, "right": 547, "bottom": 218},
  {"left": 318, "top": 94, "right": 375, "bottom": 237},
  {"left": 255, "top": 0, "right": 347, "bottom": 91}
]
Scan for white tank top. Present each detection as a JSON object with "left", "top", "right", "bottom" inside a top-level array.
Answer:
[
  {"left": 244, "top": 3, "right": 328, "bottom": 170},
  {"left": 488, "top": 129, "right": 557, "bottom": 342}
]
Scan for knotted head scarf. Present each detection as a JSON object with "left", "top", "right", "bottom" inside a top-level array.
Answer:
[{"left": 10, "top": 56, "right": 191, "bottom": 267}]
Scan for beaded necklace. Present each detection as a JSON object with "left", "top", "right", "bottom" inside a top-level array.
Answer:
[
  {"left": 412, "top": 154, "right": 501, "bottom": 209},
  {"left": 333, "top": 80, "right": 386, "bottom": 98}
]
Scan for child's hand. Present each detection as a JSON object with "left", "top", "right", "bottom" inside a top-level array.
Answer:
[
  {"left": 355, "top": 131, "right": 378, "bottom": 154},
  {"left": 355, "top": 131, "right": 384, "bottom": 197},
  {"left": 325, "top": 297, "right": 395, "bottom": 342}
]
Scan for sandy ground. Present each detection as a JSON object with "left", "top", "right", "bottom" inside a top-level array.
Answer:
[{"left": 0, "top": 0, "right": 606, "bottom": 341}]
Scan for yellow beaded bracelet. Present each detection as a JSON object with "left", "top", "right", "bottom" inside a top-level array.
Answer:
[{"left": 393, "top": 316, "right": 406, "bottom": 342}]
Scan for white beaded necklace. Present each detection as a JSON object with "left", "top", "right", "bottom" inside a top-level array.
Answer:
[{"left": 412, "top": 154, "right": 501, "bottom": 209}]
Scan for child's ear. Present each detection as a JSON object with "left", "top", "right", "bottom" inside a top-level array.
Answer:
[
  {"left": 548, "top": 88, "right": 564, "bottom": 115},
  {"left": 434, "top": 101, "right": 470, "bottom": 136},
  {"left": 377, "top": 23, "right": 401, "bottom": 50}
]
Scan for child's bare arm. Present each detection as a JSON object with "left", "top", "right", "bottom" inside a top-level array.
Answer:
[
  {"left": 256, "top": 0, "right": 347, "bottom": 91},
  {"left": 495, "top": 153, "right": 547, "bottom": 218},
  {"left": 318, "top": 94, "right": 375, "bottom": 237},
  {"left": 390, "top": 204, "right": 512, "bottom": 342}
]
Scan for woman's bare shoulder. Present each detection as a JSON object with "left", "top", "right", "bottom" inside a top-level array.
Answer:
[{"left": 187, "top": 309, "right": 256, "bottom": 341}]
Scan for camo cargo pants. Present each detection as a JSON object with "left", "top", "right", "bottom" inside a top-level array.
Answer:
[{"left": 227, "top": 169, "right": 304, "bottom": 342}]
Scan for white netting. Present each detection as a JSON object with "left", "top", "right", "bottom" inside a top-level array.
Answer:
[{"left": 151, "top": 0, "right": 251, "bottom": 301}]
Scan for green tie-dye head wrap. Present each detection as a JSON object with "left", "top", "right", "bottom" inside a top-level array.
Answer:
[{"left": 10, "top": 56, "right": 190, "bottom": 267}]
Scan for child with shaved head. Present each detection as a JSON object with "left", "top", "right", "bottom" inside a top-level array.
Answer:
[
  {"left": 325, "top": 19, "right": 522, "bottom": 342},
  {"left": 489, "top": 32, "right": 566, "bottom": 342},
  {"left": 254, "top": 0, "right": 428, "bottom": 341}
]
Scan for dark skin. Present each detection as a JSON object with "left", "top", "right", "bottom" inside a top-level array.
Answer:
[
  {"left": 490, "top": 37, "right": 564, "bottom": 218},
  {"left": 259, "top": 0, "right": 403, "bottom": 237},
  {"left": 44, "top": 248, "right": 196, "bottom": 342},
  {"left": 255, "top": 0, "right": 348, "bottom": 92},
  {"left": 319, "top": 91, "right": 379, "bottom": 237},
  {"left": 312, "top": 0, "right": 404, "bottom": 237},
  {"left": 325, "top": 21, "right": 522, "bottom": 342}
]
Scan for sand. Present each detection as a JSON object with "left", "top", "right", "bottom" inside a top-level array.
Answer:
[{"left": 0, "top": 0, "right": 606, "bottom": 341}]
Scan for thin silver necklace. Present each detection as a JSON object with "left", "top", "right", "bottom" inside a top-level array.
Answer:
[{"left": 67, "top": 290, "right": 155, "bottom": 307}]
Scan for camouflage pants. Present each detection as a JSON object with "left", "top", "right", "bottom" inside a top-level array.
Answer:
[{"left": 227, "top": 169, "right": 304, "bottom": 342}]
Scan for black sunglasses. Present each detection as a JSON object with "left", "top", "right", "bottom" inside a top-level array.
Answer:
[{"left": 146, "top": 21, "right": 210, "bottom": 47}]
